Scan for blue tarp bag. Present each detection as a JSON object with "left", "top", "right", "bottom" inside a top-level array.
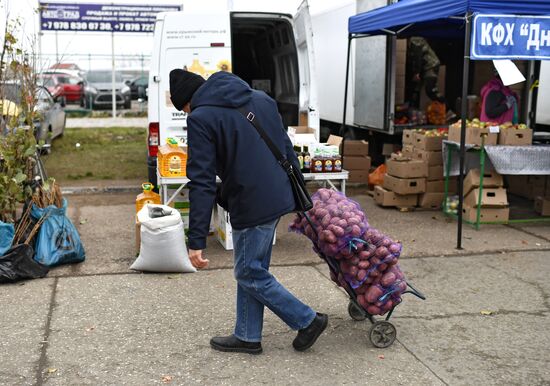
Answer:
[
  {"left": 31, "top": 198, "right": 85, "bottom": 267},
  {"left": 0, "top": 221, "right": 15, "bottom": 256}
]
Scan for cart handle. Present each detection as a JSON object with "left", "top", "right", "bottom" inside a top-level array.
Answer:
[{"left": 403, "top": 282, "right": 426, "bottom": 300}]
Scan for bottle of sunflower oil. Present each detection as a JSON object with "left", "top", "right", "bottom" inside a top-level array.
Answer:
[
  {"left": 135, "top": 183, "right": 161, "bottom": 213},
  {"left": 158, "top": 137, "right": 187, "bottom": 177}
]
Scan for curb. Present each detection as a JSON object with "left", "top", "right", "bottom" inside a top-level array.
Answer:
[{"left": 62, "top": 186, "right": 142, "bottom": 195}]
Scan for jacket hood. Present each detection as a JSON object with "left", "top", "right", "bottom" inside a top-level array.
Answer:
[
  {"left": 480, "top": 78, "right": 503, "bottom": 99},
  {"left": 190, "top": 71, "right": 253, "bottom": 110}
]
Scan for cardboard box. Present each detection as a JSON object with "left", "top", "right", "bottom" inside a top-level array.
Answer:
[
  {"left": 462, "top": 206, "right": 510, "bottom": 222},
  {"left": 215, "top": 204, "right": 276, "bottom": 250},
  {"left": 464, "top": 187, "right": 508, "bottom": 208},
  {"left": 413, "top": 132, "right": 444, "bottom": 151},
  {"left": 343, "top": 140, "right": 369, "bottom": 156},
  {"left": 402, "top": 144, "right": 415, "bottom": 157},
  {"left": 418, "top": 193, "right": 445, "bottom": 209},
  {"left": 428, "top": 165, "right": 444, "bottom": 181},
  {"left": 343, "top": 155, "right": 371, "bottom": 171},
  {"left": 463, "top": 169, "right": 504, "bottom": 195},
  {"left": 402, "top": 129, "right": 415, "bottom": 145},
  {"left": 534, "top": 196, "right": 550, "bottom": 216},
  {"left": 374, "top": 185, "right": 418, "bottom": 207},
  {"left": 386, "top": 158, "right": 428, "bottom": 178},
  {"left": 216, "top": 204, "right": 233, "bottom": 250},
  {"left": 413, "top": 149, "right": 443, "bottom": 166},
  {"left": 506, "top": 175, "right": 530, "bottom": 198},
  {"left": 426, "top": 179, "right": 445, "bottom": 193},
  {"left": 288, "top": 126, "right": 316, "bottom": 146},
  {"left": 382, "top": 143, "right": 399, "bottom": 156},
  {"left": 383, "top": 174, "right": 426, "bottom": 195},
  {"left": 448, "top": 125, "right": 498, "bottom": 146},
  {"left": 498, "top": 128, "right": 533, "bottom": 146},
  {"left": 348, "top": 169, "right": 370, "bottom": 183},
  {"left": 327, "top": 135, "right": 344, "bottom": 152}
]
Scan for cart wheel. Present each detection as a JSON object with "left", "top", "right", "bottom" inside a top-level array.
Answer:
[
  {"left": 348, "top": 301, "right": 367, "bottom": 321},
  {"left": 369, "top": 321, "right": 397, "bottom": 348}
]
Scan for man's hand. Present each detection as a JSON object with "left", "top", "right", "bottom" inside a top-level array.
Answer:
[
  {"left": 189, "top": 249, "right": 209, "bottom": 269},
  {"left": 412, "top": 73, "right": 421, "bottom": 82}
]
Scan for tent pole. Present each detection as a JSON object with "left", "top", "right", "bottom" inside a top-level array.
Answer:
[
  {"left": 340, "top": 34, "right": 352, "bottom": 137},
  {"left": 457, "top": 12, "right": 472, "bottom": 250}
]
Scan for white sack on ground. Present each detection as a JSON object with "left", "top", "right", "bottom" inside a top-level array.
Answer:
[{"left": 131, "top": 204, "right": 196, "bottom": 273}]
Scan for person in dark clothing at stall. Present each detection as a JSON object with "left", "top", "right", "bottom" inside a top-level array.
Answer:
[
  {"left": 406, "top": 37, "right": 445, "bottom": 108},
  {"left": 169, "top": 69, "right": 328, "bottom": 355},
  {"left": 480, "top": 70, "right": 519, "bottom": 124}
]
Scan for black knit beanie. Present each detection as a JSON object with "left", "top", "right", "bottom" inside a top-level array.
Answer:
[{"left": 169, "top": 69, "right": 205, "bottom": 111}]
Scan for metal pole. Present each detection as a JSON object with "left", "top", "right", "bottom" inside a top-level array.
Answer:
[
  {"left": 457, "top": 13, "right": 472, "bottom": 250},
  {"left": 340, "top": 34, "right": 352, "bottom": 138},
  {"left": 38, "top": 32, "right": 43, "bottom": 72},
  {"left": 111, "top": 31, "right": 116, "bottom": 118},
  {"left": 55, "top": 31, "right": 59, "bottom": 64}
]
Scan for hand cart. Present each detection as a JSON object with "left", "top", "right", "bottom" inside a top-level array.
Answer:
[{"left": 299, "top": 212, "right": 426, "bottom": 348}]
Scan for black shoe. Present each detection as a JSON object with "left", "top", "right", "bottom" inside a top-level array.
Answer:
[
  {"left": 210, "top": 335, "right": 263, "bottom": 355},
  {"left": 292, "top": 313, "right": 328, "bottom": 352}
]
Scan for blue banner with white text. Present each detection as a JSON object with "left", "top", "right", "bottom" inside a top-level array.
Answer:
[
  {"left": 471, "top": 14, "right": 550, "bottom": 60},
  {"left": 39, "top": 2, "right": 181, "bottom": 33}
]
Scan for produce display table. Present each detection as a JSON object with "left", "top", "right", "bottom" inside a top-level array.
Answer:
[
  {"left": 157, "top": 169, "right": 350, "bottom": 205},
  {"left": 442, "top": 140, "right": 550, "bottom": 228},
  {"left": 443, "top": 141, "right": 550, "bottom": 176}
]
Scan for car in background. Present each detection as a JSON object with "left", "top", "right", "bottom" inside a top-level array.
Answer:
[
  {"left": 34, "top": 86, "right": 66, "bottom": 144},
  {"left": 48, "top": 63, "right": 86, "bottom": 79},
  {"left": 125, "top": 75, "right": 148, "bottom": 100},
  {"left": 1, "top": 82, "right": 65, "bottom": 145},
  {"left": 83, "top": 70, "right": 132, "bottom": 109},
  {"left": 38, "top": 73, "right": 84, "bottom": 105}
]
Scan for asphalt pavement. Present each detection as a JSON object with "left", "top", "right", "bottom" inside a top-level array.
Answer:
[{"left": 1, "top": 191, "right": 549, "bottom": 385}]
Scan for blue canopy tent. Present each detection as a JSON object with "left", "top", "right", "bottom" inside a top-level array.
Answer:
[{"left": 343, "top": 0, "right": 550, "bottom": 249}]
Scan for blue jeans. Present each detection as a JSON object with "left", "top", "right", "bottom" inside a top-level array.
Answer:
[{"left": 232, "top": 218, "right": 316, "bottom": 342}]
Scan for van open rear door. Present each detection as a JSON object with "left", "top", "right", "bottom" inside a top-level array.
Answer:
[
  {"left": 156, "top": 12, "right": 231, "bottom": 147},
  {"left": 294, "top": 1, "right": 320, "bottom": 139}
]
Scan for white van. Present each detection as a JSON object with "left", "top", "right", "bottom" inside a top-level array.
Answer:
[{"left": 147, "top": 3, "right": 319, "bottom": 184}]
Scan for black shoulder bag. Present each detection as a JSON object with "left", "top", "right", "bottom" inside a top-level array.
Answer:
[{"left": 237, "top": 107, "right": 313, "bottom": 212}]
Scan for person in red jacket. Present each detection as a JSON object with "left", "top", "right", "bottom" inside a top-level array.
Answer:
[{"left": 480, "top": 71, "right": 519, "bottom": 125}]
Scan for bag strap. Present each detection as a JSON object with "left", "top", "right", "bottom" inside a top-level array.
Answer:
[{"left": 237, "top": 107, "right": 293, "bottom": 174}]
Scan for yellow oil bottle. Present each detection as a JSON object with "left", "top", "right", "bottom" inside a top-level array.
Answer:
[
  {"left": 158, "top": 138, "right": 187, "bottom": 177},
  {"left": 136, "top": 183, "right": 161, "bottom": 213}
]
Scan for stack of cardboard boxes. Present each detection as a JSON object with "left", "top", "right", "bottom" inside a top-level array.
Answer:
[
  {"left": 507, "top": 175, "right": 550, "bottom": 216},
  {"left": 462, "top": 169, "right": 510, "bottom": 222},
  {"left": 343, "top": 140, "right": 371, "bottom": 183},
  {"left": 410, "top": 130, "right": 449, "bottom": 209},
  {"left": 374, "top": 154, "right": 425, "bottom": 208},
  {"left": 379, "top": 129, "right": 454, "bottom": 210}
]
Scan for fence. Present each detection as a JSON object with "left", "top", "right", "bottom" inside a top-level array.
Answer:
[{"left": 37, "top": 52, "right": 151, "bottom": 116}]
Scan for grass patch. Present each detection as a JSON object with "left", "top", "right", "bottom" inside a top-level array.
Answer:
[{"left": 43, "top": 126, "right": 147, "bottom": 183}]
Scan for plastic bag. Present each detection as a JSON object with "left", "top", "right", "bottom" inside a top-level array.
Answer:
[
  {"left": 427, "top": 101, "right": 446, "bottom": 125},
  {"left": 289, "top": 188, "right": 407, "bottom": 316},
  {"left": 368, "top": 164, "right": 386, "bottom": 186},
  {"left": 0, "top": 244, "right": 49, "bottom": 283},
  {"left": 131, "top": 204, "right": 196, "bottom": 273},
  {"left": 31, "top": 199, "right": 86, "bottom": 267},
  {"left": 0, "top": 221, "right": 14, "bottom": 256}
]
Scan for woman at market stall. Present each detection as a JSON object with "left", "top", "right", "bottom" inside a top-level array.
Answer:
[{"left": 480, "top": 70, "right": 519, "bottom": 125}]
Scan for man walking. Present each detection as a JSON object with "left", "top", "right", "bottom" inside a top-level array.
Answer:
[{"left": 169, "top": 69, "right": 328, "bottom": 354}]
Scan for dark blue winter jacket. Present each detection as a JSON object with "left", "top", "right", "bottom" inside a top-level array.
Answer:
[{"left": 186, "top": 71, "right": 299, "bottom": 250}]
